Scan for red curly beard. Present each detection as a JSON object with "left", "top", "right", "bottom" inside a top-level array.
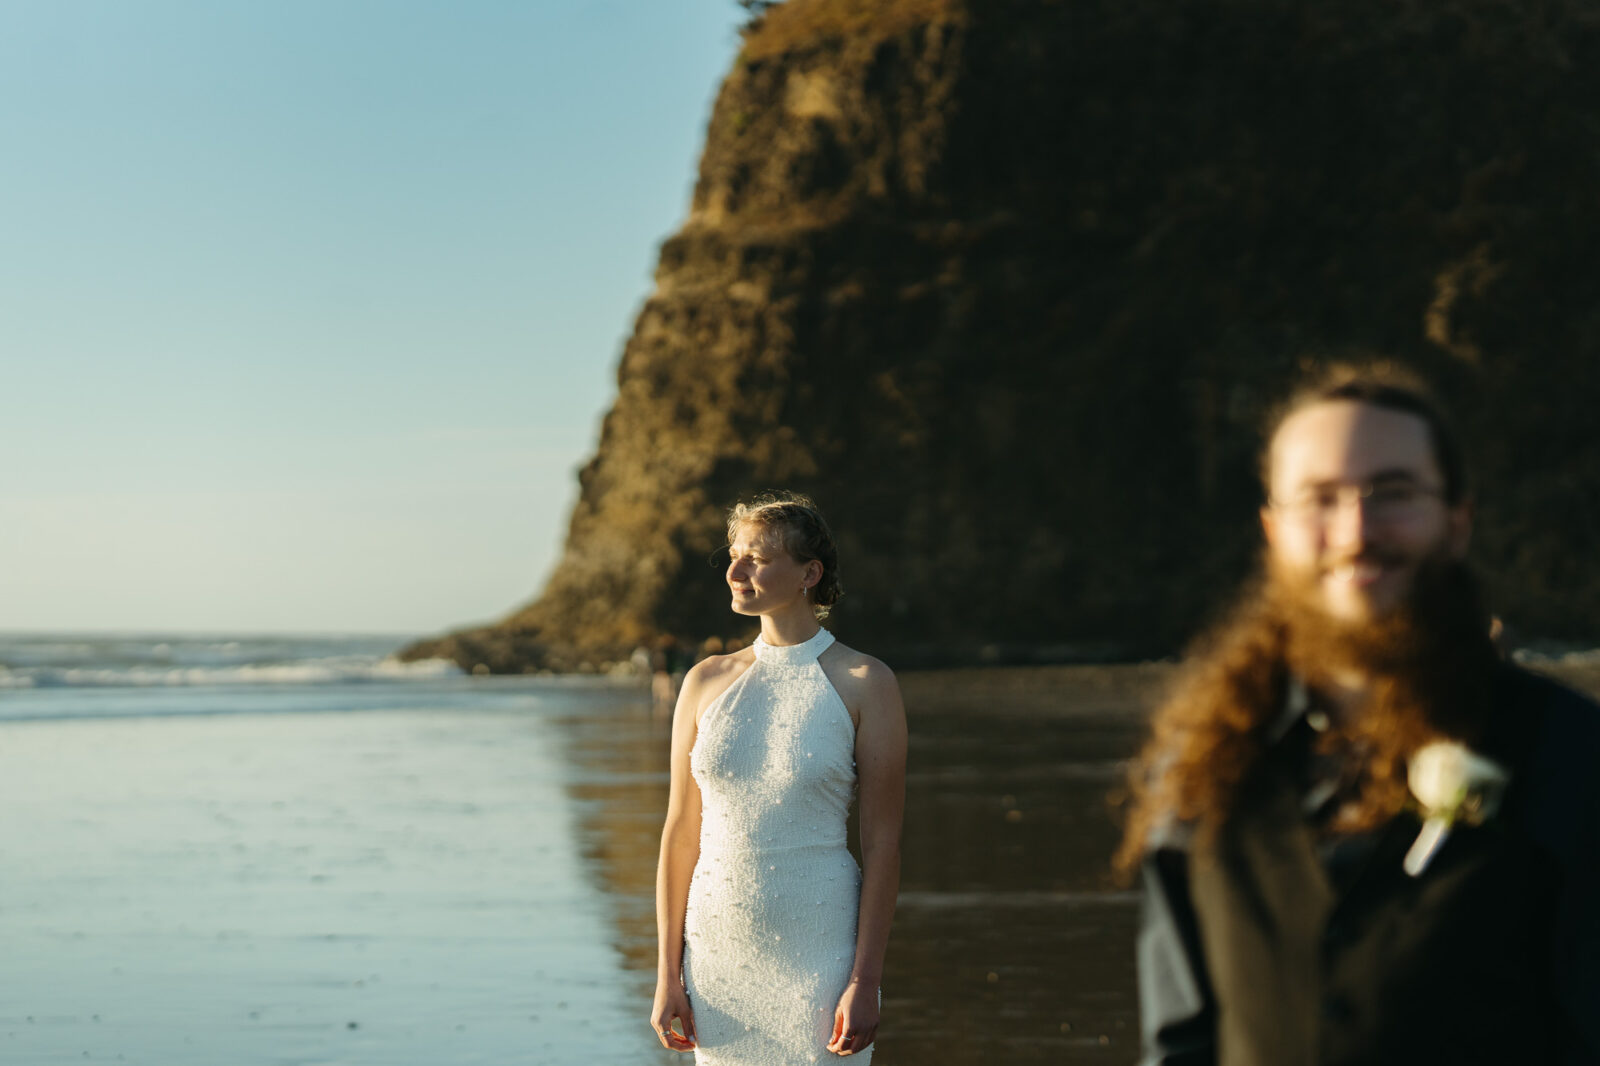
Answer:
[
  {"left": 1115, "top": 547, "right": 1501, "bottom": 874},
  {"left": 1266, "top": 547, "right": 1495, "bottom": 704}
]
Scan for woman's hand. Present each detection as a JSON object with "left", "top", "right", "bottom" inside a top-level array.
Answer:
[
  {"left": 826, "top": 980, "right": 878, "bottom": 1056},
  {"left": 651, "top": 978, "right": 697, "bottom": 1052}
]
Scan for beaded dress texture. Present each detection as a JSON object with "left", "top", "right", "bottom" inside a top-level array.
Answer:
[{"left": 684, "top": 628, "right": 867, "bottom": 1064}]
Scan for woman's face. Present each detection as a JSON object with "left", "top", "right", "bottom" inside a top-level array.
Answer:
[{"left": 726, "top": 522, "right": 813, "bottom": 616}]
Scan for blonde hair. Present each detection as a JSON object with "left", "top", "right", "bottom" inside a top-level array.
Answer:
[{"left": 726, "top": 491, "right": 843, "bottom": 620}]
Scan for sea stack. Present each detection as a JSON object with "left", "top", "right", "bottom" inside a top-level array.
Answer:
[{"left": 404, "top": 0, "right": 1600, "bottom": 673}]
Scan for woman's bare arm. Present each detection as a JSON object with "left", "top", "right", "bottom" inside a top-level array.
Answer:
[
  {"left": 651, "top": 664, "right": 708, "bottom": 1051},
  {"left": 829, "top": 658, "right": 907, "bottom": 1055}
]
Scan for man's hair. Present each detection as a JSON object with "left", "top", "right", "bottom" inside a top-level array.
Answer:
[{"left": 1260, "top": 366, "right": 1470, "bottom": 505}]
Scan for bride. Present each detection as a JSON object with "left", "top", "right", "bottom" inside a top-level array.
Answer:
[{"left": 651, "top": 492, "right": 907, "bottom": 1062}]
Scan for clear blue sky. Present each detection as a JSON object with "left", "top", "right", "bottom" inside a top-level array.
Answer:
[{"left": 3, "top": 0, "right": 747, "bottom": 634}]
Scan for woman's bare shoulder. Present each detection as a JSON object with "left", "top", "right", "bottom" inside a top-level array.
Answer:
[
  {"left": 685, "top": 647, "right": 757, "bottom": 718},
  {"left": 821, "top": 642, "right": 901, "bottom": 703}
]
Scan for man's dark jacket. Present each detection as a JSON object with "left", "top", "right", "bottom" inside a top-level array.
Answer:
[{"left": 1138, "top": 664, "right": 1600, "bottom": 1066}]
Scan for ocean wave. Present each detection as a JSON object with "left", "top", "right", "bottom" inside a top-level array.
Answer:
[{"left": 0, "top": 655, "right": 461, "bottom": 689}]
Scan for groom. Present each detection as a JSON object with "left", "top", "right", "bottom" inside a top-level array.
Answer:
[{"left": 1119, "top": 370, "right": 1600, "bottom": 1065}]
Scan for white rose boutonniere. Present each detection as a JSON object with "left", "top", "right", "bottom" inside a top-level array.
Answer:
[{"left": 1403, "top": 741, "right": 1511, "bottom": 877}]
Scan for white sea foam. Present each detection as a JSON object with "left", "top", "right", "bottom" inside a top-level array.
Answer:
[
  {"left": 0, "top": 656, "right": 460, "bottom": 689},
  {"left": 0, "top": 633, "right": 462, "bottom": 688}
]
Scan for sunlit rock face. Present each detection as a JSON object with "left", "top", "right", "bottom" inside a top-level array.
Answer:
[{"left": 404, "top": 0, "right": 1600, "bottom": 673}]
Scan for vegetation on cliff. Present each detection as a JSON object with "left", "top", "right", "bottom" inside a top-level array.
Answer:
[{"left": 403, "top": 0, "right": 1600, "bottom": 673}]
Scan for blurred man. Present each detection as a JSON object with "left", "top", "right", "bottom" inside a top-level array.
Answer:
[{"left": 1118, "top": 370, "right": 1600, "bottom": 1065}]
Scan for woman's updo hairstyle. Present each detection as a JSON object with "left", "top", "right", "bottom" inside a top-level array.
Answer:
[{"left": 726, "top": 491, "right": 843, "bottom": 620}]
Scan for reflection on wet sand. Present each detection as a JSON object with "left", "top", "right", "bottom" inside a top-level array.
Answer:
[
  {"left": 551, "top": 663, "right": 1169, "bottom": 1065},
  {"left": 884, "top": 666, "right": 1166, "bottom": 1064}
]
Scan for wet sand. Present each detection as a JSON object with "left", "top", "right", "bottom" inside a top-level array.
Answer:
[
  {"left": 12, "top": 660, "right": 1591, "bottom": 1064},
  {"left": 0, "top": 697, "right": 660, "bottom": 1065}
]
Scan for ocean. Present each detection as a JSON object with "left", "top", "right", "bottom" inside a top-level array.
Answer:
[{"left": 0, "top": 632, "right": 674, "bottom": 1066}]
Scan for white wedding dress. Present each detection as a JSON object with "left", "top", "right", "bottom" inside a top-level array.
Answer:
[{"left": 684, "top": 627, "right": 869, "bottom": 1064}]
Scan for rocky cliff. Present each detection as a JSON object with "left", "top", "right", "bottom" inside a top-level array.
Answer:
[{"left": 404, "top": 0, "right": 1600, "bottom": 673}]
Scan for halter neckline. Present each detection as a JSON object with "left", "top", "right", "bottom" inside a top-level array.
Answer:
[{"left": 751, "top": 626, "right": 835, "bottom": 665}]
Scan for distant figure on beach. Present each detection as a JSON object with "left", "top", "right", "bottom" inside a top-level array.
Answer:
[
  {"left": 652, "top": 636, "right": 689, "bottom": 716},
  {"left": 652, "top": 492, "right": 907, "bottom": 1061},
  {"left": 1118, "top": 369, "right": 1600, "bottom": 1065}
]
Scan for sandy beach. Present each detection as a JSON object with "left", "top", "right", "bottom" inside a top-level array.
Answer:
[{"left": 5, "top": 643, "right": 1595, "bottom": 1066}]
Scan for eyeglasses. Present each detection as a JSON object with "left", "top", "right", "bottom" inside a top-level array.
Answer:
[{"left": 1270, "top": 477, "right": 1446, "bottom": 525}]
